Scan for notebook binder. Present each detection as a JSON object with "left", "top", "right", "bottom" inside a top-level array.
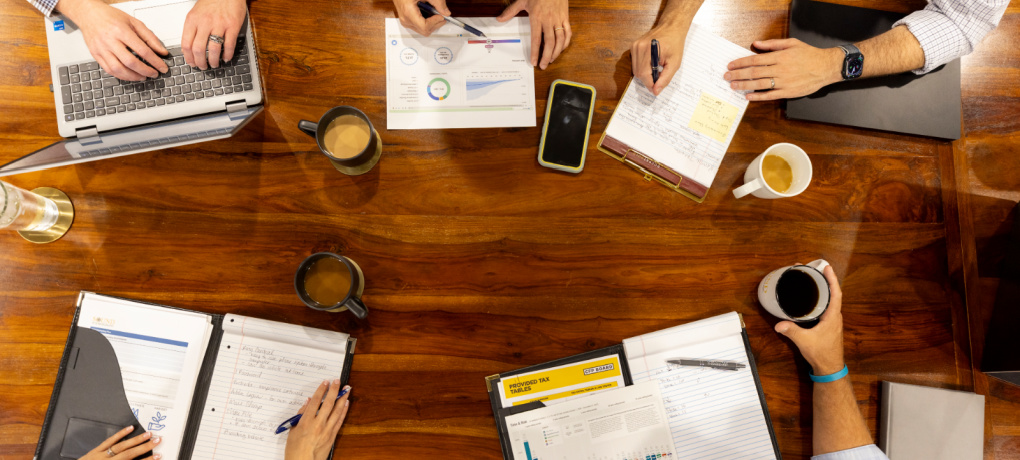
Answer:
[
  {"left": 485, "top": 345, "right": 632, "bottom": 460},
  {"left": 35, "top": 292, "right": 355, "bottom": 460},
  {"left": 597, "top": 84, "right": 710, "bottom": 203},
  {"left": 485, "top": 314, "right": 782, "bottom": 459}
]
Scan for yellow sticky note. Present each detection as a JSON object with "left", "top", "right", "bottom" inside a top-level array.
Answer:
[{"left": 688, "top": 91, "right": 739, "bottom": 143}]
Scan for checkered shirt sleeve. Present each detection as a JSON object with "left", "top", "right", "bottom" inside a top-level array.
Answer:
[
  {"left": 27, "top": 0, "right": 59, "bottom": 16},
  {"left": 893, "top": 0, "right": 1009, "bottom": 74}
]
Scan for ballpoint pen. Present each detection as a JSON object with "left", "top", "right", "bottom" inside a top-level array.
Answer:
[
  {"left": 650, "top": 39, "right": 662, "bottom": 83},
  {"left": 275, "top": 387, "right": 350, "bottom": 434},
  {"left": 666, "top": 358, "right": 746, "bottom": 371},
  {"left": 417, "top": 1, "right": 487, "bottom": 38}
]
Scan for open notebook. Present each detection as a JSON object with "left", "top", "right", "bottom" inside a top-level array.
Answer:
[
  {"left": 486, "top": 312, "right": 779, "bottom": 459},
  {"left": 598, "top": 24, "right": 755, "bottom": 202},
  {"left": 34, "top": 292, "right": 355, "bottom": 460}
]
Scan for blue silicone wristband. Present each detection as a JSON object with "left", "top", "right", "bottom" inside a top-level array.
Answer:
[{"left": 809, "top": 364, "right": 848, "bottom": 383}]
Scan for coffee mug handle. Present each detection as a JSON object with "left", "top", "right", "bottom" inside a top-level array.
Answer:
[
  {"left": 806, "top": 259, "right": 830, "bottom": 273},
  {"left": 298, "top": 120, "right": 318, "bottom": 138},
  {"left": 733, "top": 179, "right": 763, "bottom": 199},
  {"left": 343, "top": 297, "right": 369, "bottom": 319}
]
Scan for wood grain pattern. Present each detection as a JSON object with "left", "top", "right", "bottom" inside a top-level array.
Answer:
[{"left": 0, "top": 0, "right": 1016, "bottom": 458}]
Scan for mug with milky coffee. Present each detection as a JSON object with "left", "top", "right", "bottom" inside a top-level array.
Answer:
[
  {"left": 294, "top": 252, "right": 369, "bottom": 319},
  {"left": 299, "top": 106, "right": 382, "bottom": 175}
]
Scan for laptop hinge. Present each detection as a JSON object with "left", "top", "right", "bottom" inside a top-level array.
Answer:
[
  {"left": 225, "top": 100, "right": 248, "bottom": 120},
  {"left": 75, "top": 127, "right": 102, "bottom": 145}
]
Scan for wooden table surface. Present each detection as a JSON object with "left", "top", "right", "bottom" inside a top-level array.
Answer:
[{"left": 1, "top": 0, "right": 1017, "bottom": 458}]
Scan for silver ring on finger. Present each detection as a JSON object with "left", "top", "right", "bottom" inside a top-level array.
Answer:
[
  {"left": 770, "top": 77, "right": 775, "bottom": 89},
  {"left": 209, "top": 34, "right": 225, "bottom": 45},
  {"left": 107, "top": 447, "right": 117, "bottom": 457},
  {"left": 555, "top": 27, "right": 565, "bottom": 31}
]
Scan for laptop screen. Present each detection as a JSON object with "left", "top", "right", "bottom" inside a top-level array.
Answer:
[{"left": 0, "top": 106, "right": 262, "bottom": 177}]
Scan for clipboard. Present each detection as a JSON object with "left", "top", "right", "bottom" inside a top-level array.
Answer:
[
  {"left": 34, "top": 292, "right": 355, "bottom": 460},
  {"left": 485, "top": 313, "right": 782, "bottom": 459},
  {"left": 597, "top": 80, "right": 711, "bottom": 203}
]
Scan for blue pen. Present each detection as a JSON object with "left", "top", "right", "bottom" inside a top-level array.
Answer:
[
  {"left": 416, "top": 1, "right": 487, "bottom": 38},
  {"left": 651, "top": 39, "right": 662, "bottom": 83},
  {"left": 275, "top": 387, "right": 350, "bottom": 434}
]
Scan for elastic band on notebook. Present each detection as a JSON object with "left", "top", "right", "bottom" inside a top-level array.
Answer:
[{"left": 810, "top": 364, "right": 848, "bottom": 383}]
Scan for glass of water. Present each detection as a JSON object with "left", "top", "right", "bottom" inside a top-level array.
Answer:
[{"left": 0, "top": 181, "right": 61, "bottom": 232}]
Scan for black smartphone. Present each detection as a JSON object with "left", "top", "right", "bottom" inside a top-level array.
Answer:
[{"left": 538, "top": 80, "right": 596, "bottom": 173}]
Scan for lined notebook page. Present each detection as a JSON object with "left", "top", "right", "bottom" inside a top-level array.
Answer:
[
  {"left": 623, "top": 312, "right": 777, "bottom": 460},
  {"left": 605, "top": 24, "right": 754, "bottom": 187},
  {"left": 192, "top": 315, "right": 350, "bottom": 459}
]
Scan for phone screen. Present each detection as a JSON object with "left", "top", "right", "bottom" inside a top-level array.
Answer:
[{"left": 541, "top": 84, "right": 593, "bottom": 168}]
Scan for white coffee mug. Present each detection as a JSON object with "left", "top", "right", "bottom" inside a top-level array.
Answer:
[
  {"left": 733, "top": 143, "right": 812, "bottom": 199},
  {"left": 758, "top": 259, "right": 830, "bottom": 322}
]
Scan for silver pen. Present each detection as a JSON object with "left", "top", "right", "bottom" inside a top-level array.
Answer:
[
  {"left": 667, "top": 358, "right": 746, "bottom": 371},
  {"left": 416, "top": 2, "right": 487, "bottom": 38}
]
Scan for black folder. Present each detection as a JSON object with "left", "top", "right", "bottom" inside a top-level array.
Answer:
[
  {"left": 485, "top": 316, "right": 781, "bottom": 460},
  {"left": 35, "top": 292, "right": 355, "bottom": 460}
]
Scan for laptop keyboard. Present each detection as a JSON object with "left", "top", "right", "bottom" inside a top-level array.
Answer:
[{"left": 57, "top": 37, "right": 255, "bottom": 122}]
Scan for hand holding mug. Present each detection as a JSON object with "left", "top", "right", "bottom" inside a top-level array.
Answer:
[{"left": 774, "top": 265, "right": 845, "bottom": 376}]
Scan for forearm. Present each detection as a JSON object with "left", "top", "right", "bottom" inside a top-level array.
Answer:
[
  {"left": 856, "top": 26, "right": 925, "bottom": 78},
  {"left": 656, "top": 0, "right": 703, "bottom": 29},
  {"left": 812, "top": 376, "right": 874, "bottom": 455},
  {"left": 55, "top": 0, "right": 93, "bottom": 22}
]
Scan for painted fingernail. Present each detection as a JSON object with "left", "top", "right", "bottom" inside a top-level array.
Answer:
[
  {"left": 154, "top": 453, "right": 162, "bottom": 460},
  {"left": 124, "top": 426, "right": 134, "bottom": 432},
  {"left": 333, "top": 378, "right": 340, "bottom": 386},
  {"left": 153, "top": 435, "right": 161, "bottom": 444},
  {"left": 143, "top": 431, "right": 151, "bottom": 439},
  {"left": 343, "top": 385, "right": 352, "bottom": 392}
]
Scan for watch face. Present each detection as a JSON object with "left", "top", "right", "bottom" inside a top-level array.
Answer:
[{"left": 845, "top": 55, "right": 864, "bottom": 78}]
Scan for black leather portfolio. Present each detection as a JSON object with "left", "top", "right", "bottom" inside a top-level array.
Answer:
[
  {"left": 786, "top": 0, "right": 962, "bottom": 140},
  {"left": 35, "top": 292, "right": 355, "bottom": 460}
]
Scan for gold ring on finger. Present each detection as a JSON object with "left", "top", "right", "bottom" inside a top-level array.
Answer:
[
  {"left": 555, "top": 27, "right": 565, "bottom": 31},
  {"left": 107, "top": 447, "right": 117, "bottom": 457},
  {"left": 770, "top": 77, "right": 775, "bottom": 89}
]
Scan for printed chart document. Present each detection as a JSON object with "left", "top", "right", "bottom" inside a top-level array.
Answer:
[
  {"left": 77, "top": 293, "right": 214, "bottom": 460},
  {"left": 623, "top": 312, "right": 777, "bottom": 459},
  {"left": 385, "top": 17, "right": 536, "bottom": 129},
  {"left": 192, "top": 315, "right": 351, "bottom": 459},
  {"left": 604, "top": 24, "right": 755, "bottom": 191},
  {"left": 505, "top": 381, "right": 677, "bottom": 460},
  {"left": 497, "top": 355, "right": 626, "bottom": 408}
]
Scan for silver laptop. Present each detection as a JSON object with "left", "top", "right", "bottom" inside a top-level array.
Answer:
[{"left": 0, "top": 0, "right": 266, "bottom": 176}]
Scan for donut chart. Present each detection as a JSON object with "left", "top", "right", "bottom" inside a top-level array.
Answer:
[{"left": 427, "top": 78, "right": 451, "bottom": 101}]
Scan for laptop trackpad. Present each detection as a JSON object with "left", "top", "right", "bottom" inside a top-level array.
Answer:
[{"left": 133, "top": 1, "right": 194, "bottom": 41}]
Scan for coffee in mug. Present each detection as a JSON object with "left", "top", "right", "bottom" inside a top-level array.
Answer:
[
  {"left": 733, "top": 143, "right": 812, "bottom": 199},
  {"left": 758, "top": 259, "right": 830, "bottom": 322},
  {"left": 295, "top": 252, "right": 369, "bottom": 319},
  {"left": 761, "top": 154, "right": 793, "bottom": 193},
  {"left": 323, "top": 115, "right": 372, "bottom": 160},
  {"left": 298, "top": 106, "right": 382, "bottom": 176}
]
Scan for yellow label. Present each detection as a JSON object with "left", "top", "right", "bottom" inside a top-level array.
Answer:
[
  {"left": 688, "top": 91, "right": 739, "bottom": 143},
  {"left": 511, "top": 381, "right": 620, "bottom": 406},
  {"left": 501, "top": 357, "right": 622, "bottom": 398}
]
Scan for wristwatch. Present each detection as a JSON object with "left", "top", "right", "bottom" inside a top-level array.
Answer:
[{"left": 837, "top": 44, "right": 864, "bottom": 80}]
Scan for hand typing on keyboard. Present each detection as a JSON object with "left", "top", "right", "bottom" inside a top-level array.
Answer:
[
  {"left": 56, "top": 0, "right": 170, "bottom": 81},
  {"left": 182, "top": 0, "right": 249, "bottom": 70}
]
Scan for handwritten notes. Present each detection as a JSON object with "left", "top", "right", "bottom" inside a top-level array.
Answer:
[
  {"left": 604, "top": 24, "right": 754, "bottom": 188},
  {"left": 689, "top": 91, "right": 739, "bottom": 143},
  {"left": 623, "top": 313, "right": 777, "bottom": 459},
  {"left": 192, "top": 315, "right": 350, "bottom": 460}
]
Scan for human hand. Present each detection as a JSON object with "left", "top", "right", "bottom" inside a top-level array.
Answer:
[
  {"left": 774, "top": 265, "right": 845, "bottom": 376},
  {"left": 498, "top": 0, "right": 570, "bottom": 70},
  {"left": 393, "top": 0, "right": 448, "bottom": 37},
  {"left": 78, "top": 426, "right": 161, "bottom": 460},
  {"left": 56, "top": 0, "right": 168, "bottom": 81},
  {"left": 181, "top": 0, "right": 247, "bottom": 69},
  {"left": 724, "top": 39, "right": 843, "bottom": 101},
  {"left": 284, "top": 380, "right": 351, "bottom": 460},
  {"left": 630, "top": 21, "right": 687, "bottom": 96}
]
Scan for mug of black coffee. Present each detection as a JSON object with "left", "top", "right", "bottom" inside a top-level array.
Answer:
[
  {"left": 757, "top": 259, "right": 831, "bottom": 322},
  {"left": 294, "top": 252, "right": 368, "bottom": 319},
  {"left": 298, "top": 106, "right": 382, "bottom": 175}
]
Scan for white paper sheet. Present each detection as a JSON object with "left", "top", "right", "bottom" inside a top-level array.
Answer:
[
  {"left": 505, "top": 381, "right": 677, "bottom": 460},
  {"left": 605, "top": 24, "right": 755, "bottom": 188},
  {"left": 385, "top": 17, "right": 536, "bottom": 129},
  {"left": 191, "top": 315, "right": 350, "bottom": 460},
  {"left": 623, "top": 312, "right": 777, "bottom": 459},
  {"left": 78, "top": 293, "right": 213, "bottom": 460}
]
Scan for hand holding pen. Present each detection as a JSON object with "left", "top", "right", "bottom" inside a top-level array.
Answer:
[
  {"left": 630, "top": 25, "right": 688, "bottom": 95},
  {"left": 281, "top": 380, "right": 351, "bottom": 460},
  {"left": 418, "top": 2, "right": 486, "bottom": 37},
  {"left": 394, "top": 0, "right": 450, "bottom": 37}
]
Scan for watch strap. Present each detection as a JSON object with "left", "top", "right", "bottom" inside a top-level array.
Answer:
[{"left": 838, "top": 43, "right": 861, "bottom": 56}]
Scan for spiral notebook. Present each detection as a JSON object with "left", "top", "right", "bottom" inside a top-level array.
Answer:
[{"left": 598, "top": 24, "right": 754, "bottom": 202}]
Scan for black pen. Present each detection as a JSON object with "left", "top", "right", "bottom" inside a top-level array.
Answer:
[
  {"left": 651, "top": 39, "right": 662, "bottom": 83},
  {"left": 667, "top": 358, "right": 746, "bottom": 371},
  {"left": 417, "top": 2, "right": 486, "bottom": 38}
]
